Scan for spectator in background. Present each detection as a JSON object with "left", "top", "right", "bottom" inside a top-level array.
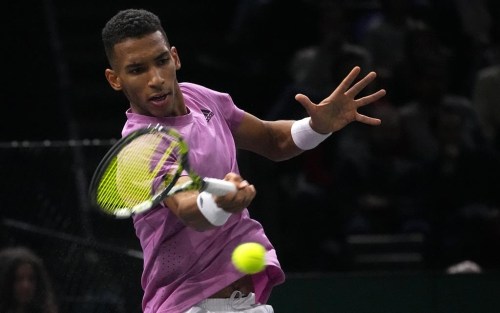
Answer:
[
  {"left": 422, "top": 101, "right": 500, "bottom": 269},
  {"left": 284, "top": 0, "right": 372, "bottom": 105},
  {"left": 332, "top": 103, "right": 419, "bottom": 235},
  {"left": 359, "top": 0, "right": 417, "bottom": 102},
  {"left": 265, "top": 0, "right": 374, "bottom": 207},
  {"left": 472, "top": 64, "right": 500, "bottom": 150},
  {"left": 428, "top": 0, "right": 493, "bottom": 97},
  {"left": 263, "top": 0, "right": 375, "bottom": 271},
  {"left": 379, "top": 20, "right": 500, "bottom": 268},
  {"left": 0, "top": 246, "right": 58, "bottom": 313},
  {"left": 472, "top": 18, "right": 500, "bottom": 150},
  {"left": 394, "top": 24, "right": 480, "bottom": 163}
]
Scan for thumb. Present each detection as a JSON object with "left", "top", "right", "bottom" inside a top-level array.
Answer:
[{"left": 295, "top": 93, "right": 314, "bottom": 113}]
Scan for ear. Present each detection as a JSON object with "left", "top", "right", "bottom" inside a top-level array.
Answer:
[
  {"left": 171, "top": 46, "right": 181, "bottom": 70},
  {"left": 105, "top": 68, "right": 122, "bottom": 91}
]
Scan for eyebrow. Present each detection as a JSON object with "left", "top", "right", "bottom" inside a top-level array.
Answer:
[
  {"left": 155, "top": 51, "right": 170, "bottom": 61},
  {"left": 124, "top": 51, "right": 170, "bottom": 71},
  {"left": 124, "top": 61, "right": 143, "bottom": 71}
]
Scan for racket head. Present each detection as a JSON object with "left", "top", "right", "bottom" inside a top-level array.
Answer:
[{"left": 88, "top": 125, "right": 190, "bottom": 218}]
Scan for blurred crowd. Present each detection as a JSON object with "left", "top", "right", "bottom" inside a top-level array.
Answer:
[{"left": 207, "top": 0, "right": 500, "bottom": 272}]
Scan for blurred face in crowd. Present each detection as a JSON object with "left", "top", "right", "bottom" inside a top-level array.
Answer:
[{"left": 13, "top": 262, "right": 36, "bottom": 306}]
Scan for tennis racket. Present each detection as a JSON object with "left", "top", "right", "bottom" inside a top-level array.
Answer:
[{"left": 88, "top": 124, "right": 236, "bottom": 218}]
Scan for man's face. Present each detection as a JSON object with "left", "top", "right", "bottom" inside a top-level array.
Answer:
[{"left": 105, "top": 31, "right": 182, "bottom": 117}]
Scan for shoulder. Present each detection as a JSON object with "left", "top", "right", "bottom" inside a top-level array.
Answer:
[
  {"left": 180, "top": 82, "right": 236, "bottom": 110},
  {"left": 180, "top": 82, "right": 240, "bottom": 112},
  {"left": 179, "top": 82, "right": 245, "bottom": 128},
  {"left": 180, "top": 82, "right": 230, "bottom": 100}
]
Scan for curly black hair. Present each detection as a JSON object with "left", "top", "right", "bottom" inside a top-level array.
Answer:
[{"left": 102, "top": 9, "right": 169, "bottom": 65}]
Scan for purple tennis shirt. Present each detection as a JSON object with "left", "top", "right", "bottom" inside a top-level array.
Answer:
[{"left": 121, "top": 83, "right": 285, "bottom": 313}]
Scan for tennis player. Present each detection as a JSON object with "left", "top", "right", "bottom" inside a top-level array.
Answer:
[{"left": 101, "top": 8, "right": 386, "bottom": 313}]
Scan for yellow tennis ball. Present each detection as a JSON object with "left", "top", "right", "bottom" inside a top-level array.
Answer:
[{"left": 231, "top": 242, "right": 266, "bottom": 274}]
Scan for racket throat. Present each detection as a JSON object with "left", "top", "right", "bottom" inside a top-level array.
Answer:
[{"left": 131, "top": 200, "right": 154, "bottom": 215}]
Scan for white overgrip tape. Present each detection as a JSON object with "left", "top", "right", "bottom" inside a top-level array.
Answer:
[
  {"left": 291, "top": 117, "right": 332, "bottom": 150},
  {"left": 196, "top": 191, "right": 231, "bottom": 226}
]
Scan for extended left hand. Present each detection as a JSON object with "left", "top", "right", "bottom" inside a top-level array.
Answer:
[{"left": 294, "top": 66, "right": 386, "bottom": 134}]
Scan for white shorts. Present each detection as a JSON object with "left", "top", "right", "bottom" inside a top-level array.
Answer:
[{"left": 184, "top": 291, "right": 274, "bottom": 313}]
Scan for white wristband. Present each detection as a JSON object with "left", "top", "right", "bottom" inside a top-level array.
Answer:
[
  {"left": 196, "top": 191, "right": 231, "bottom": 226},
  {"left": 291, "top": 117, "right": 332, "bottom": 150}
]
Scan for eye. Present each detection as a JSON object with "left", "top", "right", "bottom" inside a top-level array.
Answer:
[
  {"left": 158, "top": 58, "right": 169, "bottom": 66},
  {"left": 128, "top": 66, "right": 145, "bottom": 75}
]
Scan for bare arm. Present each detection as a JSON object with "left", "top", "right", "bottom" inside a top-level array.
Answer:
[
  {"left": 164, "top": 174, "right": 256, "bottom": 231},
  {"left": 163, "top": 66, "right": 385, "bottom": 229},
  {"left": 234, "top": 115, "right": 303, "bottom": 161},
  {"left": 234, "top": 66, "right": 386, "bottom": 161}
]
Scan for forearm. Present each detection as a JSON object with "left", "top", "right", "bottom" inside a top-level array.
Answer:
[
  {"left": 165, "top": 191, "right": 216, "bottom": 231},
  {"left": 259, "top": 120, "right": 304, "bottom": 161},
  {"left": 235, "top": 116, "right": 304, "bottom": 161},
  {"left": 236, "top": 116, "right": 333, "bottom": 161},
  {"left": 163, "top": 173, "right": 254, "bottom": 231}
]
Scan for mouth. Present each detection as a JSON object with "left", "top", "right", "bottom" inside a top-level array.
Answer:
[{"left": 149, "top": 93, "right": 169, "bottom": 106}]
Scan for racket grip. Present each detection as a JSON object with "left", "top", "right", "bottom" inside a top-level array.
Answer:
[{"left": 203, "top": 178, "right": 237, "bottom": 196}]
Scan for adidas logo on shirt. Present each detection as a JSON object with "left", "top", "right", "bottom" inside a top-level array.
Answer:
[{"left": 201, "top": 109, "right": 214, "bottom": 122}]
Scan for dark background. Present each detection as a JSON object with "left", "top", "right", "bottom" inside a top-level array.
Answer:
[{"left": 2, "top": 0, "right": 500, "bottom": 312}]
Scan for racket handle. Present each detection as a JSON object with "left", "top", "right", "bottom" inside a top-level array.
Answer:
[{"left": 202, "top": 178, "right": 237, "bottom": 196}]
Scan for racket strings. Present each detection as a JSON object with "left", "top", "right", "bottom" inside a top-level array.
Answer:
[
  {"left": 96, "top": 132, "right": 181, "bottom": 213},
  {"left": 97, "top": 161, "right": 121, "bottom": 213}
]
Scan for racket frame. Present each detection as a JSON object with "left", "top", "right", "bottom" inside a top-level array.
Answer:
[
  {"left": 89, "top": 124, "right": 187, "bottom": 218},
  {"left": 89, "top": 124, "right": 236, "bottom": 218}
]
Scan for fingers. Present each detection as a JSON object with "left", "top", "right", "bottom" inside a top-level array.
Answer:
[
  {"left": 356, "top": 89, "right": 387, "bottom": 108},
  {"left": 294, "top": 66, "right": 385, "bottom": 130},
  {"left": 294, "top": 93, "right": 314, "bottom": 112},
  {"left": 231, "top": 180, "right": 256, "bottom": 209},
  {"left": 238, "top": 179, "right": 251, "bottom": 189},
  {"left": 356, "top": 113, "right": 382, "bottom": 126},
  {"left": 345, "top": 70, "right": 377, "bottom": 98},
  {"left": 338, "top": 66, "right": 362, "bottom": 94},
  {"left": 216, "top": 173, "right": 256, "bottom": 213}
]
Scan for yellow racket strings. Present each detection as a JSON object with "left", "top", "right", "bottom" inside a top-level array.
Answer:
[{"left": 97, "top": 132, "right": 178, "bottom": 213}]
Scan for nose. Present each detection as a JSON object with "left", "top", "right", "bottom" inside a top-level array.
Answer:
[{"left": 148, "top": 68, "right": 165, "bottom": 88}]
